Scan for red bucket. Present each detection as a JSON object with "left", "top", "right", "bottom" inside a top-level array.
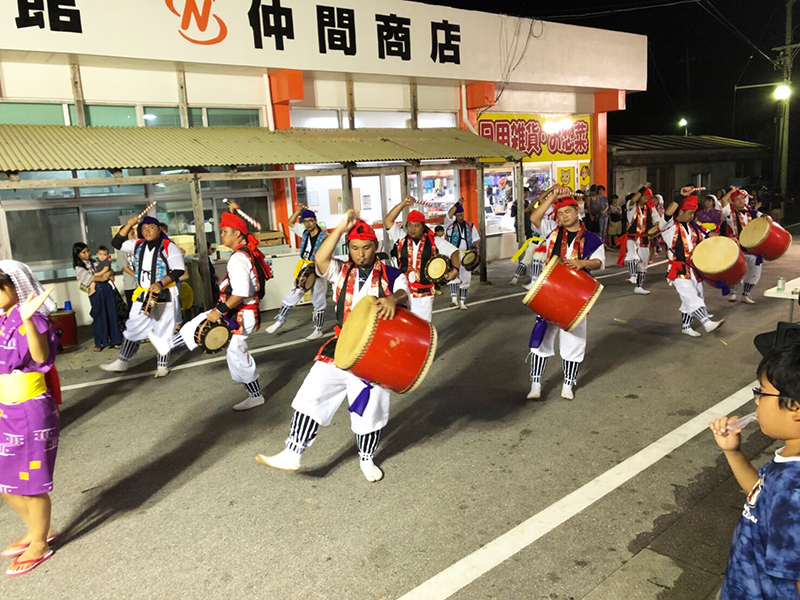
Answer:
[{"left": 50, "top": 310, "right": 78, "bottom": 348}]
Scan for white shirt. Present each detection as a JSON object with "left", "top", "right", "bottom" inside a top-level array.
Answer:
[
  {"left": 323, "top": 258, "right": 410, "bottom": 312},
  {"left": 443, "top": 216, "right": 481, "bottom": 250},
  {"left": 539, "top": 219, "right": 606, "bottom": 270},
  {"left": 225, "top": 251, "right": 258, "bottom": 305},
  {"left": 721, "top": 204, "right": 761, "bottom": 235},
  {"left": 120, "top": 238, "right": 185, "bottom": 289}
]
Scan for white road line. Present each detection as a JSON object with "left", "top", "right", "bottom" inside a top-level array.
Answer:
[
  {"left": 595, "top": 259, "right": 668, "bottom": 280},
  {"left": 397, "top": 382, "right": 756, "bottom": 600},
  {"left": 59, "top": 263, "right": 657, "bottom": 392}
]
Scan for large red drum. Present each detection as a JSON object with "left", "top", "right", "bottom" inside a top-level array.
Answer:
[
  {"left": 522, "top": 257, "right": 603, "bottom": 331},
  {"left": 692, "top": 236, "right": 746, "bottom": 286},
  {"left": 739, "top": 218, "right": 792, "bottom": 261},
  {"left": 50, "top": 309, "right": 78, "bottom": 348},
  {"left": 334, "top": 297, "right": 437, "bottom": 394}
]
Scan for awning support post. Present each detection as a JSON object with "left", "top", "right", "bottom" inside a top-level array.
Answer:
[
  {"left": 190, "top": 174, "right": 214, "bottom": 310},
  {"left": 476, "top": 162, "right": 488, "bottom": 283}
]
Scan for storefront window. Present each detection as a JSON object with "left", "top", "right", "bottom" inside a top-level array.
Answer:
[
  {"left": 77, "top": 169, "right": 146, "bottom": 196},
  {"left": 213, "top": 196, "right": 271, "bottom": 246},
  {"left": 209, "top": 166, "right": 268, "bottom": 191},
  {"left": 0, "top": 102, "right": 66, "bottom": 125},
  {"left": 7, "top": 207, "right": 82, "bottom": 265},
  {"left": 290, "top": 108, "right": 340, "bottom": 129},
  {"left": 143, "top": 106, "right": 203, "bottom": 127},
  {"left": 70, "top": 105, "right": 137, "bottom": 127},
  {"left": 83, "top": 204, "right": 146, "bottom": 255},
  {"left": 353, "top": 111, "right": 411, "bottom": 128},
  {"left": 418, "top": 112, "right": 457, "bottom": 128},
  {"left": 0, "top": 171, "right": 75, "bottom": 201},
  {"left": 523, "top": 166, "right": 553, "bottom": 199},
  {"left": 207, "top": 108, "right": 260, "bottom": 127},
  {"left": 351, "top": 176, "right": 382, "bottom": 224},
  {"left": 156, "top": 198, "right": 216, "bottom": 252},
  {"left": 484, "top": 168, "right": 516, "bottom": 232},
  {"left": 295, "top": 169, "right": 345, "bottom": 232},
  {"left": 419, "top": 170, "right": 456, "bottom": 219}
]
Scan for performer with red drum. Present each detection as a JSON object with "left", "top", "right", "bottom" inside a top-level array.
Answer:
[
  {"left": 655, "top": 187, "right": 724, "bottom": 338},
  {"left": 256, "top": 212, "right": 410, "bottom": 483},
  {"left": 527, "top": 185, "right": 605, "bottom": 401}
]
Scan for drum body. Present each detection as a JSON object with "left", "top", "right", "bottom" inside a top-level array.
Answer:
[
  {"left": 194, "top": 319, "right": 232, "bottom": 354},
  {"left": 424, "top": 254, "right": 451, "bottom": 284},
  {"left": 140, "top": 289, "right": 169, "bottom": 316},
  {"left": 50, "top": 310, "right": 78, "bottom": 348},
  {"left": 692, "top": 236, "right": 746, "bottom": 286},
  {"left": 522, "top": 257, "right": 603, "bottom": 332},
  {"left": 739, "top": 218, "right": 792, "bottom": 261},
  {"left": 296, "top": 263, "right": 317, "bottom": 291},
  {"left": 334, "top": 297, "right": 437, "bottom": 394},
  {"left": 461, "top": 249, "right": 480, "bottom": 272}
]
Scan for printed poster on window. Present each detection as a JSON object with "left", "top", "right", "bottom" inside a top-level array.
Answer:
[
  {"left": 579, "top": 162, "right": 592, "bottom": 189},
  {"left": 557, "top": 167, "right": 575, "bottom": 190},
  {"left": 477, "top": 113, "right": 592, "bottom": 162}
]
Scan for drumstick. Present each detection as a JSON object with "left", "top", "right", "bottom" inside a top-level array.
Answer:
[
  {"left": 223, "top": 199, "right": 262, "bottom": 230},
  {"left": 137, "top": 200, "right": 157, "bottom": 220}
]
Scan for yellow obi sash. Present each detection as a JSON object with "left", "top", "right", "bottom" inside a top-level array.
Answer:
[
  {"left": 294, "top": 258, "right": 314, "bottom": 278},
  {"left": 511, "top": 236, "right": 544, "bottom": 262},
  {"left": 133, "top": 281, "right": 177, "bottom": 302},
  {"left": 0, "top": 372, "right": 47, "bottom": 405}
]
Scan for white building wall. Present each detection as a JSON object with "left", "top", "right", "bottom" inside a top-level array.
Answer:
[{"left": 0, "top": 60, "right": 73, "bottom": 101}]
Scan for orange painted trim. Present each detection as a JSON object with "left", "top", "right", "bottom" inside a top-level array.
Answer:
[
  {"left": 465, "top": 82, "right": 495, "bottom": 110},
  {"left": 270, "top": 69, "right": 304, "bottom": 104}
]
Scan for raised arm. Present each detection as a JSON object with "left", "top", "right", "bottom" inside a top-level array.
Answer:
[
  {"left": 288, "top": 203, "right": 306, "bottom": 227},
  {"left": 628, "top": 182, "right": 650, "bottom": 209},
  {"left": 315, "top": 209, "right": 358, "bottom": 274},
  {"left": 719, "top": 186, "right": 738, "bottom": 208},
  {"left": 530, "top": 186, "right": 571, "bottom": 230},
  {"left": 447, "top": 198, "right": 464, "bottom": 219},
  {"left": 113, "top": 215, "right": 140, "bottom": 250},
  {"left": 383, "top": 197, "right": 415, "bottom": 230}
]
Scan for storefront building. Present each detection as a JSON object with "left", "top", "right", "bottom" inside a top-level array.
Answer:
[{"left": 0, "top": 0, "right": 646, "bottom": 324}]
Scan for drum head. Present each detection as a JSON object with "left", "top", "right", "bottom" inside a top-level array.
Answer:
[
  {"left": 204, "top": 325, "right": 231, "bottom": 351},
  {"left": 692, "top": 236, "right": 741, "bottom": 274},
  {"left": 739, "top": 218, "right": 770, "bottom": 249},
  {"left": 426, "top": 256, "right": 448, "bottom": 280},
  {"left": 334, "top": 297, "right": 378, "bottom": 370},
  {"left": 300, "top": 267, "right": 317, "bottom": 290},
  {"left": 462, "top": 251, "right": 478, "bottom": 269}
]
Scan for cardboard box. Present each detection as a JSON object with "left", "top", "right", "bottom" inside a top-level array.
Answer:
[{"left": 254, "top": 231, "right": 285, "bottom": 246}]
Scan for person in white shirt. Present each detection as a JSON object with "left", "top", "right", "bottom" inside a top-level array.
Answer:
[
  {"left": 101, "top": 215, "right": 185, "bottom": 377},
  {"left": 256, "top": 212, "right": 409, "bottom": 482},
  {"left": 383, "top": 197, "right": 460, "bottom": 321},
  {"left": 266, "top": 205, "right": 329, "bottom": 340},
  {"left": 444, "top": 198, "right": 481, "bottom": 309}
]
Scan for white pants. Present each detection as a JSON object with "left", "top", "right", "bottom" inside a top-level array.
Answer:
[
  {"left": 736, "top": 255, "right": 762, "bottom": 287},
  {"left": 123, "top": 287, "right": 180, "bottom": 342},
  {"left": 280, "top": 276, "right": 328, "bottom": 312},
  {"left": 410, "top": 295, "right": 434, "bottom": 322},
  {"left": 291, "top": 361, "right": 390, "bottom": 435},
  {"left": 179, "top": 309, "right": 259, "bottom": 384},
  {"left": 673, "top": 277, "right": 706, "bottom": 314},
  {"left": 452, "top": 265, "right": 471, "bottom": 291},
  {"left": 625, "top": 239, "right": 649, "bottom": 272},
  {"left": 530, "top": 317, "right": 587, "bottom": 363}
]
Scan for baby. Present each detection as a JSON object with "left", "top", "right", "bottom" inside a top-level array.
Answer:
[{"left": 89, "top": 245, "right": 113, "bottom": 296}]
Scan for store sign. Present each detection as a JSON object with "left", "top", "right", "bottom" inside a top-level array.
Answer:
[{"left": 477, "top": 113, "right": 592, "bottom": 162}]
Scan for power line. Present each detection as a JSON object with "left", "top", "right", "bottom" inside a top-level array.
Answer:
[
  {"left": 537, "top": 0, "right": 698, "bottom": 20},
  {"left": 695, "top": 0, "right": 777, "bottom": 66}
]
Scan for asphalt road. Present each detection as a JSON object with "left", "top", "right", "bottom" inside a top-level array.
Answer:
[{"left": 3, "top": 241, "right": 797, "bottom": 599}]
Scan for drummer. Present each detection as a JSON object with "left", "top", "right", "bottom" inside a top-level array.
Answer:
[
  {"left": 266, "top": 204, "right": 329, "bottom": 340},
  {"left": 149, "top": 204, "right": 272, "bottom": 411},
  {"left": 444, "top": 198, "right": 481, "bottom": 309},
  {"left": 619, "top": 183, "right": 657, "bottom": 295},
  {"left": 101, "top": 215, "right": 185, "bottom": 377},
  {"left": 528, "top": 185, "right": 605, "bottom": 400},
  {"left": 655, "top": 188, "right": 724, "bottom": 338},
  {"left": 256, "top": 212, "right": 410, "bottom": 482},
  {"left": 383, "top": 197, "right": 460, "bottom": 320},
  {"left": 720, "top": 187, "right": 771, "bottom": 304}
]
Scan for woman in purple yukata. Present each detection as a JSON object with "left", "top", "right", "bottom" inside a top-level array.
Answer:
[{"left": 0, "top": 260, "right": 60, "bottom": 577}]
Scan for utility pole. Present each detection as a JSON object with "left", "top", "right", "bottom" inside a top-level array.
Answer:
[{"left": 776, "top": 0, "right": 796, "bottom": 193}]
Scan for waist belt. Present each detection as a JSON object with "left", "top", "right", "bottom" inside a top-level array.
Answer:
[
  {"left": 0, "top": 372, "right": 47, "bottom": 405},
  {"left": 294, "top": 259, "right": 314, "bottom": 279}
]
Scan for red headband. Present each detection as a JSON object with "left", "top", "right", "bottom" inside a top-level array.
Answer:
[
  {"left": 346, "top": 221, "right": 378, "bottom": 243},
  {"left": 220, "top": 211, "right": 248, "bottom": 235},
  {"left": 731, "top": 190, "right": 748, "bottom": 200},
  {"left": 406, "top": 210, "right": 426, "bottom": 223},
  {"left": 680, "top": 195, "right": 699, "bottom": 211},
  {"left": 643, "top": 188, "right": 654, "bottom": 198},
  {"left": 555, "top": 197, "right": 579, "bottom": 211}
]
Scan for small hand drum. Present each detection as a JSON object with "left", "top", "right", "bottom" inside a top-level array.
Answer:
[
  {"left": 194, "top": 319, "right": 232, "bottom": 354},
  {"left": 140, "top": 289, "right": 168, "bottom": 317},
  {"left": 461, "top": 249, "right": 481, "bottom": 272},
  {"left": 424, "top": 254, "right": 451, "bottom": 284},
  {"left": 296, "top": 263, "right": 317, "bottom": 291}
]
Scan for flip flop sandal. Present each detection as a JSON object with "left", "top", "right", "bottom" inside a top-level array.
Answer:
[
  {"left": 93, "top": 346, "right": 103, "bottom": 352},
  {"left": 5, "top": 549, "right": 54, "bottom": 577},
  {"left": 2, "top": 534, "right": 58, "bottom": 558}
]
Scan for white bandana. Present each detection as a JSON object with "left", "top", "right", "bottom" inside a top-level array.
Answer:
[{"left": 0, "top": 260, "right": 56, "bottom": 316}]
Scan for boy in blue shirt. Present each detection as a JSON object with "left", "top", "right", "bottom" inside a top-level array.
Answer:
[{"left": 709, "top": 342, "right": 800, "bottom": 599}]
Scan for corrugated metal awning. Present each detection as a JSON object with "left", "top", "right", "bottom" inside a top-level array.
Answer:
[
  {"left": 0, "top": 125, "right": 526, "bottom": 172},
  {"left": 608, "top": 135, "right": 766, "bottom": 153}
]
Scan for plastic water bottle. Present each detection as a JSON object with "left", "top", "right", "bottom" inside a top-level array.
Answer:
[
  {"left": 777, "top": 277, "right": 786, "bottom": 292},
  {"left": 64, "top": 300, "right": 72, "bottom": 311}
]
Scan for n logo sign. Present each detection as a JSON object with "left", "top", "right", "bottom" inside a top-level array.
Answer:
[{"left": 166, "top": 0, "right": 227, "bottom": 45}]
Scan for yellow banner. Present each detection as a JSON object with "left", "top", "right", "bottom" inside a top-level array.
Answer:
[{"left": 477, "top": 113, "right": 592, "bottom": 162}]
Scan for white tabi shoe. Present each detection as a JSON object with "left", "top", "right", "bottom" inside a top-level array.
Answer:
[
  {"left": 459, "top": 301, "right": 468, "bottom": 310},
  {"left": 305, "top": 328, "right": 324, "bottom": 341},
  {"left": 682, "top": 328, "right": 701, "bottom": 338},
  {"left": 634, "top": 287, "right": 651, "bottom": 295},
  {"left": 510, "top": 276, "right": 519, "bottom": 286},
  {"left": 233, "top": 395, "right": 265, "bottom": 411},
  {"left": 147, "top": 331, "right": 171, "bottom": 357},
  {"left": 154, "top": 366, "right": 170, "bottom": 378},
  {"left": 256, "top": 448, "right": 301, "bottom": 471},
  {"left": 727, "top": 293, "right": 738, "bottom": 302},
  {"left": 627, "top": 277, "right": 637, "bottom": 284},
  {"left": 561, "top": 384, "right": 575, "bottom": 400},
  {"left": 741, "top": 295, "right": 755, "bottom": 305},
  {"left": 527, "top": 381, "right": 541, "bottom": 399},
  {"left": 100, "top": 359, "right": 128, "bottom": 372},
  {"left": 703, "top": 319, "right": 724, "bottom": 333},
  {"left": 360, "top": 459, "right": 384, "bottom": 482},
  {"left": 450, "top": 298, "right": 459, "bottom": 308},
  {"left": 266, "top": 320, "right": 284, "bottom": 334},
  {"left": 522, "top": 280, "right": 534, "bottom": 291}
]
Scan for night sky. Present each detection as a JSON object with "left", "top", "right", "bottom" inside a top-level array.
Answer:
[{"left": 409, "top": 0, "right": 798, "bottom": 190}]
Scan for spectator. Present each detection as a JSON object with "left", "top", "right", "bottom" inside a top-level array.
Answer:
[
  {"left": 695, "top": 195, "right": 723, "bottom": 230},
  {"left": 597, "top": 185, "right": 609, "bottom": 244},
  {"left": 586, "top": 185, "right": 601, "bottom": 233},
  {"left": 116, "top": 227, "right": 138, "bottom": 307},
  {"left": 73, "top": 242, "right": 122, "bottom": 352},
  {"left": 607, "top": 195, "right": 622, "bottom": 247},
  {"left": 766, "top": 188, "right": 786, "bottom": 223}
]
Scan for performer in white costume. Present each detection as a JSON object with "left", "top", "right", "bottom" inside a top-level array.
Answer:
[{"left": 444, "top": 199, "right": 480, "bottom": 309}]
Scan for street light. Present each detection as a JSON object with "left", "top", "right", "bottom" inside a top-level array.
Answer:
[
  {"left": 774, "top": 84, "right": 792, "bottom": 100},
  {"left": 678, "top": 118, "right": 688, "bottom": 136}
]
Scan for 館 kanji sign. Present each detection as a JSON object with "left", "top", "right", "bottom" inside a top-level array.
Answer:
[{"left": 477, "top": 113, "right": 593, "bottom": 162}]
